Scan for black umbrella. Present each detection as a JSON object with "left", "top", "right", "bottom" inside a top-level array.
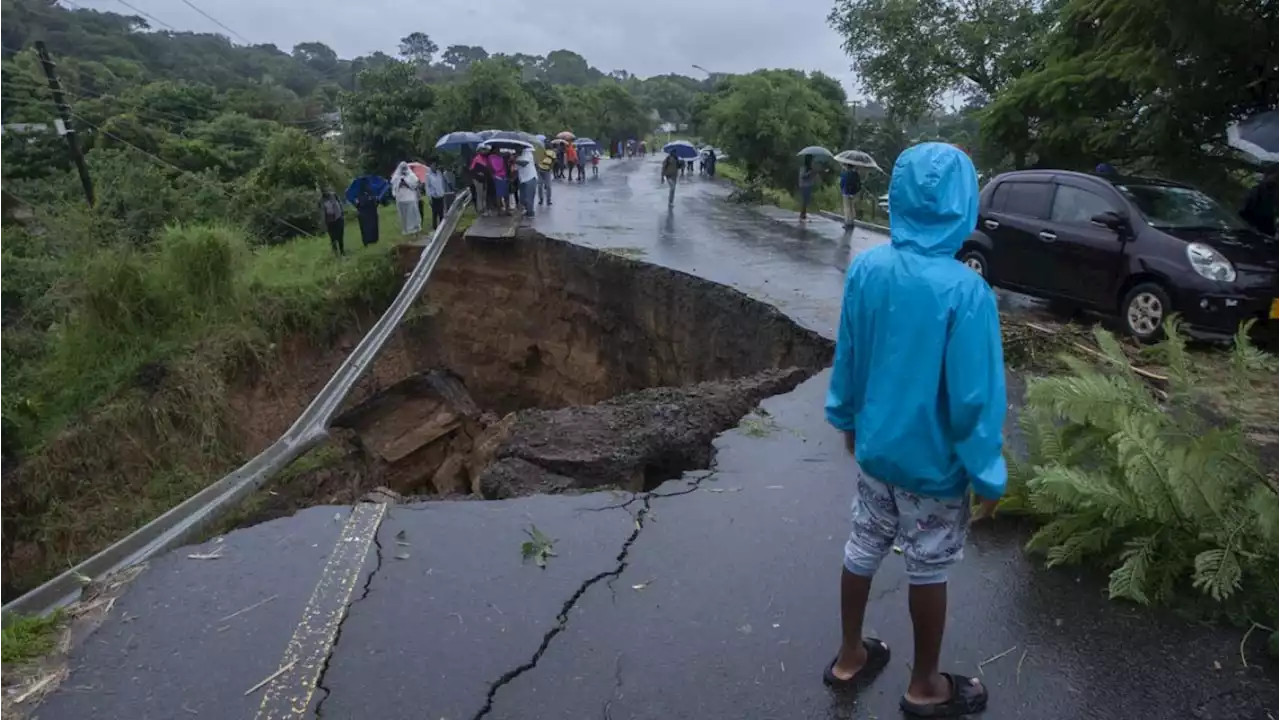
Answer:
[{"left": 1227, "top": 110, "right": 1277, "bottom": 163}]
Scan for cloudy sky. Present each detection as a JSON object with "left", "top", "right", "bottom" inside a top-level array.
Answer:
[{"left": 70, "top": 0, "right": 860, "bottom": 94}]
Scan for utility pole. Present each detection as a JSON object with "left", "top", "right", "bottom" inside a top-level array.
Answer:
[{"left": 35, "top": 41, "right": 94, "bottom": 207}]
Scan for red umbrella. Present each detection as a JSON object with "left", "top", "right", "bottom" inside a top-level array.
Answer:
[
  {"left": 406, "top": 162, "right": 428, "bottom": 182},
  {"left": 556, "top": 130, "right": 575, "bottom": 141}
]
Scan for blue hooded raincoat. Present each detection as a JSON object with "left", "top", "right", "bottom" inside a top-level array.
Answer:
[{"left": 824, "top": 142, "right": 1007, "bottom": 500}]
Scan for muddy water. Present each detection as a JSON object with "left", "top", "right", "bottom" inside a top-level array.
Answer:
[{"left": 235, "top": 229, "right": 834, "bottom": 521}]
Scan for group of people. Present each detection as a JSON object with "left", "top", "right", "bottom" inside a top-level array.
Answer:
[
  {"left": 549, "top": 139, "right": 599, "bottom": 182},
  {"left": 659, "top": 147, "right": 720, "bottom": 206},
  {"left": 319, "top": 160, "right": 455, "bottom": 257},
  {"left": 796, "top": 154, "right": 864, "bottom": 227},
  {"left": 467, "top": 141, "right": 600, "bottom": 219}
]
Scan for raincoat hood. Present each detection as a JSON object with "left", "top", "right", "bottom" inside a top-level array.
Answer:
[{"left": 888, "top": 142, "right": 978, "bottom": 258}]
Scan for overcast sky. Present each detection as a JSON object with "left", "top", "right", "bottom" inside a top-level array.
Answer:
[{"left": 71, "top": 0, "right": 860, "bottom": 96}]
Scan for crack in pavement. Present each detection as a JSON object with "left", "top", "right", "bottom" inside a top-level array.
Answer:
[
  {"left": 312, "top": 508, "right": 386, "bottom": 718},
  {"left": 469, "top": 498, "right": 652, "bottom": 720},
  {"left": 469, "top": 470, "right": 722, "bottom": 720}
]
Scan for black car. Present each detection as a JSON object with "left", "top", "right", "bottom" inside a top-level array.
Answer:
[{"left": 957, "top": 170, "right": 1278, "bottom": 341}]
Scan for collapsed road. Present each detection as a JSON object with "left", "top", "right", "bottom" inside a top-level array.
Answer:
[{"left": 23, "top": 155, "right": 1277, "bottom": 720}]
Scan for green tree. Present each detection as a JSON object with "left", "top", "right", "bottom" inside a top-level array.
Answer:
[
  {"left": 981, "top": 0, "right": 1277, "bottom": 191},
  {"left": 827, "top": 0, "right": 1049, "bottom": 119},
  {"left": 704, "top": 71, "right": 839, "bottom": 188},
  {"left": 398, "top": 32, "right": 438, "bottom": 65},
  {"left": 341, "top": 60, "right": 435, "bottom": 171},
  {"left": 440, "top": 44, "right": 488, "bottom": 72}
]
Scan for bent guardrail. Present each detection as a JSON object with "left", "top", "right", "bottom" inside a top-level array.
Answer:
[{"left": 2, "top": 190, "right": 474, "bottom": 619}]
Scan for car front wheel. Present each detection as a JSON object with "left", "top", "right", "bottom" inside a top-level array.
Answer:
[
  {"left": 958, "top": 248, "right": 989, "bottom": 280},
  {"left": 1120, "top": 282, "right": 1171, "bottom": 342}
]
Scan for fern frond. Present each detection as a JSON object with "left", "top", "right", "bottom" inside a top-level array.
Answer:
[
  {"left": 1153, "top": 316, "right": 1194, "bottom": 390},
  {"left": 1044, "top": 525, "right": 1115, "bottom": 567},
  {"left": 1028, "top": 463, "right": 1137, "bottom": 523},
  {"left": 1110, "top": 413, "right": 1180, "bottom": 523},
  {"left": 1108, "top": 533, "right": 1161, "bottom": 605},
  {"left": 1192, "top": 548, "right": 1243, "bottom": 602},
  {"left": 1246, "top": 486, "right": 1279, "bottom": 549},
  {"left": 1026, "top": 512, "right": 1103, "bottom": 554}
]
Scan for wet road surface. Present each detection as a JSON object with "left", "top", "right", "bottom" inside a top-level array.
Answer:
[{"left": 32, "top": 156, "right": 1277, "bottom": 720}]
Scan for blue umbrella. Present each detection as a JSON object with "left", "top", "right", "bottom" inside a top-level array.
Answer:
[
  {"left": 345, "top": 175, "right": 389, "bottom": 205},
  {"left": 663, "top": 140, "right": 698, "bottom": 159},
  {"left": 574, "top": 137, "right": 599, "bottom": 148},
  {"left": 535, "top": 134, "right": 547, "bottom": 144},
  {"left": 797, "top": 146, "right": 835, "bottom": 160},
  {"left": 436, "top": 131, "right": 482, "bottom": 150},
  {"left": 476, "top": 129, "right": 502, "bottom": 141}
]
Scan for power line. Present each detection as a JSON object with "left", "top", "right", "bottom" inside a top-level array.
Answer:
[
  {"left": 176, "top": 0, "right": 251, "bottom": 45},
  {"left": 113, "top": 0, "right": 176, "bottom": 31}
]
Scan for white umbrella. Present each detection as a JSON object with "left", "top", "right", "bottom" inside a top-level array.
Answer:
[
  {"left": 797, "top": 146, "right": 835, "bottom": 159},
  {"left": 1227, "top": 110, "right": 1278, "bottom": 163},
  {"left": 835, "top": 150, "right": 884, "bottom": 172}
]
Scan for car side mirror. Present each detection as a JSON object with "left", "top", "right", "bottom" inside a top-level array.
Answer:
[{"left": 1090, "top": 211, "right": 1126, "bottom": 231}]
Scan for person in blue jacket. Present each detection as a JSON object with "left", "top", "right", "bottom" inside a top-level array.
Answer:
[{"left": 822, "top": 142, "right": 1005, "bottom": 717}]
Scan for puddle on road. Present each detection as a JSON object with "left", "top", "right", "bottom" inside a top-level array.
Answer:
[{"left": 227, "top": 230, "right": 833, "bottom": 527}]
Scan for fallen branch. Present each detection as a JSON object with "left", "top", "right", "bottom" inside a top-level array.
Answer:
[
  {"left": 977, "top": 645, "right": 1017, "bottom": 675},
  {"left": 1022, "top": 322, "right": 1169, "bottom": 382},
  {"left": 218, "top": 594, "right": 279, "bottom": 623}
]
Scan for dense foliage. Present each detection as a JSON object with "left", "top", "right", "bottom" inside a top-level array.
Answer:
[
  {"left": 1003, "top": 322, "right": 1278, "bottom": 629},
  {"left": 829, "top": 0, "right": 1277, "bottom": 195}
]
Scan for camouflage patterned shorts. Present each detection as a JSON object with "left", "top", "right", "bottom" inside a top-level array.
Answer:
[{"left": 843, "top": 471, "right": 971, "bottom": 585}]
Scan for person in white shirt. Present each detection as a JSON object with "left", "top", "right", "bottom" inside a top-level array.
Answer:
[
  {"left": 516, "top": 147, "right": 539, "bottom": 218},
  {"left": 425, "top": 162, "right": 448, "bottom": 230},
  {"left": 390, "top": 162, "right": 422, "bottom": 235}
]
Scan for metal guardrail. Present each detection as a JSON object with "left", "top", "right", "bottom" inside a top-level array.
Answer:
[{"left": 2, "top": 190, "right": 474, "bottom": 619}]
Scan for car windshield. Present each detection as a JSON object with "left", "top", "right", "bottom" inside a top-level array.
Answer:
[{"left": 1116, "top": 184, "right": 1249, "bottom": 231}]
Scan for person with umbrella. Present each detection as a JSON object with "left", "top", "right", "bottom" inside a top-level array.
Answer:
[
  {"left": 469, "top": 147, "right": 492, "bottom": 216},
  {"left": 391, "top": 162, "right": 422, "bottom": 235},
  {"left": 487, "top": 146, "right": 509, "bottom": 215},
  {"left": 798, "top": 155, "right": 817, "bottom": 221},
  {"left": 662, "top": 149, "right": 682, "bottom": 207},
  {"left": 839, "top": 161, "right": 861, "bottom": 228},
  {"left": 705, "top": 148, "right": 717, "bottom": 178},
  {"left": 516, "top": 145, "right": 539, "bottom": 218},
  {"left": 565, "top": 140, "right": 580, "bottom": 182}
]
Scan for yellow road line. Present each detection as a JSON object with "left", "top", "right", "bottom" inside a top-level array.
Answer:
[{"left": 254, "top": 502, "right": 387, "bottom": 719}]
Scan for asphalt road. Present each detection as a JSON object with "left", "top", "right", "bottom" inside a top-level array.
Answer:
[{"left": 32, "top": 156, "right": 1278, "bottom": 720}]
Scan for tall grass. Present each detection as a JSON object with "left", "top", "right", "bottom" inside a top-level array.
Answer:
[{"left": 3, "top": 208, "right": 407, "bottom": 595}]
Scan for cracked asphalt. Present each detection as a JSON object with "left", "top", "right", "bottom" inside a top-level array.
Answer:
[{"left": 32, "top": 156, "right": 1278, "bottom": 720}]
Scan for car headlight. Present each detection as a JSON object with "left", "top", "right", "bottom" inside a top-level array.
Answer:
[{"left": 1186, "top": 242, "right": 1236, "bottom": 282}]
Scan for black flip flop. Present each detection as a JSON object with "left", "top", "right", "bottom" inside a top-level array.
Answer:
[
  {"left": 822, "top": 638, "right": 891, "bottom": 691},
  {"left": 900, "top": 672, "right": 989, "bottom": 717}
]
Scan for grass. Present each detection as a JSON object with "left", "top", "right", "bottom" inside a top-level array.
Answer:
[
  {"left": 1, "top": 611, "right": 64, "bottom": 664},
  {"left": 3, "top": 201, "right": 443, "bottom": 596},
  {"left": 717, "top": 160, "right": 890, "bottom": 225}
]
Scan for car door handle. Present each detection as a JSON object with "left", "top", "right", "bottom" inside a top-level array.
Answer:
[
  {"left": 1038, "top": 231, "right": 1057, "bottom": 242},
  {"left": 983, "top": 220, "right": 999, "bottom": 230}
]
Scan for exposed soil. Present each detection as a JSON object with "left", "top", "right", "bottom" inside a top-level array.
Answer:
[{"left": 225, "top": 230, "right": 834, "bottom": 520}]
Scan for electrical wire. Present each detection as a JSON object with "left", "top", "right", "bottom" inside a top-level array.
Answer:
[
  {"left": 113, "top": 0, "right": 177, "bottom": 31},
  {"left": 176, "top": 0, "right": 252, "bottom": 45}
]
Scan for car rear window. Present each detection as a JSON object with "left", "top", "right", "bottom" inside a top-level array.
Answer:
[{"left": 993, "top": 181, "right": 1052, "bottom": 219}]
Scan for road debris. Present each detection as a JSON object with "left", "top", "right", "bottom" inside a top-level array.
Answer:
[
  {"left": 630, "top": 578, "right": 657, "bottom": 591},
  {"left": 243, "top": 659, "right": 296, "bottom": 696},
  {"left": 186, "top": 549, "right": 223, "bottom": 560},
  {"left": 520, "top": 525, "right": 557, "bottom": 568},
  {"left": 978, "top": 645, "right": 1017, "bottom": 675},
  {"left": 218, "top": 594, "right": 279, "bottom": 622}
]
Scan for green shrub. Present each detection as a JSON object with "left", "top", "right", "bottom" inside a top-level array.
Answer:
[{"left": 1006, "top": 321, "right": 1278, "bottom": 627}]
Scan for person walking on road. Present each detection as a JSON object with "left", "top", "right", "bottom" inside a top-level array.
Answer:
[
  {"left": 319, "top": 190, "right": 345, "bottom": 256},
  {"left": 798, "top": 155, "right": 817, "bottom": 221},
  {"left": 823, "top": 142, "right": 1003, "bottom": 718},
  {"left": 661, "top": 150, "right": 681, "bottom": 207},
  {"left": 537, "top": 144, "right": 556, "bottom": 205},
  {"left": 425, "top": 162, "right": 448, "bottom": 230},
  {"left": 565, "top": 141, "right": 580, "bottom": 182},
  {"left": 516, "top": 146, "right": 538, "bottom": 218},
  {"left": 391, "top": 162, "right": 422, "bottom": 235},
  {"left": 839, "top": 164, "right": 861, "bottom": 228}
]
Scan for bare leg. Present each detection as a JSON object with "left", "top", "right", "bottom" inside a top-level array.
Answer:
[
  {"left": 904, "top": 581, "right": 952, "bottom": 703},
  {"left": 831, "top": 568, "right": 873, "bottom": 679}
]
